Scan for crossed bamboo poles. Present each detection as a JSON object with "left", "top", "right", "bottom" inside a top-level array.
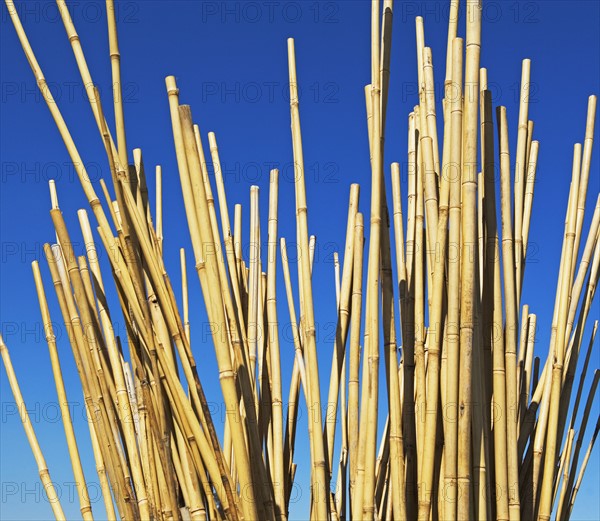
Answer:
[{"left": 2, "top": 0, "right": 600, "bottom": 520}]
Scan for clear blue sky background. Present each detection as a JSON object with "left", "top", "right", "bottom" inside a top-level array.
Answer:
[{"left": 1, "top": 1, "right": 599, "bottom": 520}]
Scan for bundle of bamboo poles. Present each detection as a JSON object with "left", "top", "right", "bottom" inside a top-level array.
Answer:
[{"left": 2, "top": 0, "right": 599, "bottom": 520}]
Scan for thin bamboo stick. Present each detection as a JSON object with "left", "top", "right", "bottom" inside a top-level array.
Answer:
[{"left": 0, "top": 335, "right": 67, "bottom": 521}]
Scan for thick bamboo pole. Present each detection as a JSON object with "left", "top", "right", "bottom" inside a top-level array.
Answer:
[{"left": 444, "top": 36, "right": 463, "bottom": 521}]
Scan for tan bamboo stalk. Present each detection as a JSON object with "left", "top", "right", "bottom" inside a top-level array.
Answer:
[
  {"left": 265, "top": 169, "right": 286, "bottom": 521},
  {"left": 105, "top": 0, "right": 128, "bottom": 168},
  {"left": 443, "top": 36, "right": 463, "bottom": 521},
  {"left": 287, "top": 38, "right": 330, "bottom": 520},
  {"left": 51, "top": 209, "right": 151, "bottom": 520},
  {"left": 361, "top": 73, "right": 380, "bottom": 521},
  {"left": 181, "top": 248, "right": 190, "bottom": 343},
  {"left": 234, "top": 204, "right": 245, "bottom": 290},
  {"left": 566, "top": 414, "right": 600, "bottom": 518},
  {"left": 43, "top": 243, "right": 132, "bottom": 519},
  {"left": 481, "top": 82, "right": 511, "bottom": 520},
  {"left": 519, "top": 314, "right": 537, "bottom": 431},
  {"left": 406, "top": 111, "right": 417, "bottom": 286},
  {"left": 88, "top": 412, "right": 117, "bottom": 521},
  {"left": 562, "top": 223, "right": 600, "bottom": 407},
  {"left": 52, "top": 239, "right": 136, "bottom": 515},
  {"left": 96, "top": 226, "right": 233, "bottom": 519},
  {"left": 324, "top": 184, "right": 359, "bottom": 472},
  {"left": 348, "top": 212, "right": 364, "bottom": 511},
  {"left": 570, "top": 96, "right": 597, "bottom": 287},
  {"left": 205, "top": 131, "right": 249, "bottom": 342},
  {"left": 557, "top": 252, "right": 600, "bottom": 451},
  {"left": 521, "top": 140, "right": 539, "bottom": 264},
  {"left": 554, "top": 428, "right": 575, "bottom": 520},
  {"left": 525, "top": 223, "right": 571, "bottom": 518},
  {"left": 516, "top": 305, "right": 530, "bottom": 411},
  {"left": 457, "top": 1, "right": 482, "bottom": 516},
  {"left": 166, "top": 78, "right": 256, "bottom": 521},
  {"left": 280, "top": 236, "right": 310, "bottom": 507},
  {"left": 119, "top": 154, "right": 249, "bottom": 521},
  {"left": 417, "top": 41, "right": 453, "bottom": 517},
  {"left": 557, "top": 370, "right": 600, "bottom": 520},
  {"left": 31, "top": 261, "right": 93, "bottom": 520},
  {"left": 157, "top": 165, "right": 163, "bottom": 253},
  {"left": 423, "top": 47, "right": 440, "bottom": 177},
  {"left": 471, "top": 289, "right": 492, "bottom": 521},
  {"left": 248, "top": 185, "right": 261, "bottom": 391},
  {"left": 514, "top": 59, "right": 531, "bottom": 307},
  {"left": 478, "top": 171, "right": 485, "bottom": 296},
  {"left": 413, "top": 115, "right": 427, "bottom": 481},
  {"left": 186, "top": 123, "right": 266, "bottom": 507},
  {"left": 4, "top": 0, "right": 114, "bottom": 243},
  {"left": 566, "top": 321, "right": 598, "bottom": 435},
  {"left": 498, "top": 106, "right": 522, "bottom": 521},
  {"left": 378, "top": 189, "right": 406, "bottom": 521},
  {"left": 0, "top": 335, "right": 67, "bottom": 521},
  {"left": 416, "top": 57, "right": 440, "bottom": 283},
  {"left": 78, "top": 209, "right": 155, "bottom": 481},
  {"left": 537, "top": 144, "right": 584, "bottom": 521},
  {"left": 564, "top": 197, "right": 600, "bottom": 350},
  {"left": 444, "top": 0, "right": 460, "bottom": 93}
]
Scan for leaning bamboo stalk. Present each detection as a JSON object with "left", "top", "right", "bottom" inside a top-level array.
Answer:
[
  {"left": 566, "top": 414, "right": 600, "bottom": 518},
  {"left": 558, "top": 370, "right": 600, "bottom": 521},
  {"left": 521, "top": 140, "right": 539, "bottom": 265},
  {"left": 43, "top": 243, "right": 132, "bottom": 519},
  {"left": 554, "top": 429, "right": 575, "bottom": 521},
  {"left": 566, "top": 321, "right": 598, "bottom": 435},
  {"left": 31, "top": 261, "right": 93, "bottom": 521},
  {"left": 570, "top": 96, "right": 597, "bottom": 287},
  {"left": 287, "top": 38, "right": 330, "bottom": 521},
  {"left": 514, "top": 59, "right": 531, "bottom": 306},
  {"left": 324, "top": 184, "right": 359, "bottom": 472},
  {"left": 0, "top": 335, "right": 67, "bottom": 521},
  {"left": 165, "top": 77, "right": 254, "bottom": 521},
  {"left": 157, "top": 165, "right": 163, "bottom": 253},
  {"left": 181, "top": 248, "right": 190, "bottom": 343},
  {"left": 537, "top": 143, "right": 584, "bottom": 521},
  {"left": 105, "top": 0, "right": 128, "bottom": 168},
  {"left": 51, "top": 209, "right": 151, "bottom": 520},
  {"left": 4, "top": 0, "right": 114, "bottom": 243}
]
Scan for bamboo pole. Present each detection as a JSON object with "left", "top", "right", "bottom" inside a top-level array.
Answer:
[
  {"left": 287, "top": 38, "right": 330, "bottom": 521},
  {"left": 457, "top": 2, "right": 481, "bottom": 517},
  {"left": 0, "top": 335, "right": 67, "bottom": 521},
  {"left": 31, "top": 261, "right": 94, "bottom": 521}
]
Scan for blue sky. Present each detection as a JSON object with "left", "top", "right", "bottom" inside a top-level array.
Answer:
[{"left": 1, "top": 1, "right": 599, "bottom": 520}]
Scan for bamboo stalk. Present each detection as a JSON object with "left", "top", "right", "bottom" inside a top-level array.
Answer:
[
  {"left": 0, "top": 335, "right": 67, "bottom": 521},
  {"left": 287, "top": 38, "right": 329, "bottom": 521},
  {"left": 31, "top": 261, "right": 94, "bottom": 521}
]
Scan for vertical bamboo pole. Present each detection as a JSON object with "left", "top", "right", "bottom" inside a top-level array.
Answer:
[
  {"left": 287, "top": 38, "right": 329, "bottom": 521},
  {"left": 457, "top": 2, "right": 482, "bottom": 518},
  {"left": 444, "top": 36, "right": 463, "bottom": 521},
  {"left": 498, "top": 106, "right": 522, "bottom": 520},
  {"left": 514, "top": 60, "right": 531, "bottom": 306}
]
